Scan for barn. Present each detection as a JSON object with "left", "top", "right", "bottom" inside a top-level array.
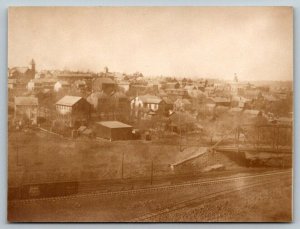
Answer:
[{"left": 95, "top": 121, "right": 133, "bottom": 141}]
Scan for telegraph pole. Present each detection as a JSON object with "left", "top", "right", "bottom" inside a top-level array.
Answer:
[
  {"left": 179, "top": 110, "right": 182, "bottom": 152},
  {"left": 237, "top": 125, "right": 240, "bottom": 153},
  {"left": 121, "top": 151, "right": 124, "bottom": 179},
  {"left": 150, "top": 160, "right": 154, "bottom": 185}
]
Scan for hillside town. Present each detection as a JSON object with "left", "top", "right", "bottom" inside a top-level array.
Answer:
[
  {"left": 8, "top": 59, "right": 293, "bottom": 221},
  {"left": 6, "top": 6, "right": 294, "bottom": 222},
  {"left": 8, "top": 59, "right": 293, "bottom": 143}
]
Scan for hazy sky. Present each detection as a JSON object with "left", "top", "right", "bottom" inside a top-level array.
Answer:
[{"left": 8, "top": 7, "right": 293, "bottom": 81}]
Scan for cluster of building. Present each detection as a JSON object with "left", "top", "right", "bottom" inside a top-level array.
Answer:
[{"left": 8, "top": 60, "right": 293, "bottom": 141}]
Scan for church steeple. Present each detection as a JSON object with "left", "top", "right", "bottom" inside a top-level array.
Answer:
[
  {"left": 29, "top": 59, "right": 35, "bottom": 73},
  {"left": 29, "top": 59, "right": 36, "bottom": 78},
  {"left": 234, "top": 73, "right": 238, "bottom": 82}
]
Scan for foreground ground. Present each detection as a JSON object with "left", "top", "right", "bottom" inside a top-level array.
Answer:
[
  {"left": 8, "top": 129, "right": 244, "bottom": 186},
  {"left": 8, "top": 129, "right": 292, "bottom": 222},
  {"left": 8, "top": 169, "right": 292, "bottom": 222}
]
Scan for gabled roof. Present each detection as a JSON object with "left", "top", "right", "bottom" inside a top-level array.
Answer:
[
  {"left": 264, "top": 94, "right": 279, "bottom": 102},
  {"left": 15, "top": 96, "right": 38, "bottom": 106},
  {"left": 229, "top": 107, "right": 243, "bottom": 113},
  {"left": 137, "top": 94, "right": 162, "bottom": 104},
  {"left": 56, "top": 80, "right": 70, "bottom": 86},
  {"left": 162, "top": 97, "right": 174, "bottom": 105},
  {"left": 56, "top": 96, "right": 83, "bottom": 106},
  {"left": 169, "top": 111, "right": 196, "bottom": 124},
  {"left": 211, "top": 97, "right": 230, "bottom": 103},
  {"left": 243, "top": 109, "right": 261, "bottom": 115},
  {"left": 75, "top": 80, "right": 86, "bottom": 85},
  {"left": 97, "top": 121, "right": 132, "bottom": 129},
  {"left": 232, "top": 96, "right": 251, "bottom": 102},
  {"left": 184, "top": 85, "right": 197, "bottom": 90},
  {"left": 8, "top": 79, "right": 17, "bottom": 84},
  {"left": 93, "top": 77, "right": 116, "bottom": 84},
  {"left": 10, "top": 67, "right": 30, "bottom": 74},
  {"left": 117, "top": 80, "right": 130, "bottom": 85},
  {"left": 277, "top": 117, "right": 292, "bottom": 123},
  {"left": 175, "top": 98, "right": 191, "bottom": 105},
  {"left": 215, "top": 105, "right": 230, "bottom": 112},
  {"left": 112, "top": 91, "right": 128, "bottom": 99},
  {"left": 58, "top": 73, "right": 92, "bottom": 78},
  {"left": 206, "top": 103, "right": 216, "bottom": 107},
  {"left": 87, "top": 91, "right": 108, "bottom": 100}
]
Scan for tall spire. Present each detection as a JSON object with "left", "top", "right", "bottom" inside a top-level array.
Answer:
[
  {"left": 29, "top": 59, "right": 36, "bottom": 77},
  {"left": 234, "top": 73, "right": 238, "bottom": 82}
]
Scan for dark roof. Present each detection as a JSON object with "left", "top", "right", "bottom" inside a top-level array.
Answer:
[
  {"left": 97, "top": 121, "right": 132, "bottom": 129},
  {"left": 112, "top": 91, "right": 128, "bottom": 99},
  {"left": 277, "top": 117, "right": 292, "bottom": 123},
  {"left": 162, "top": 97, "right": 174, "bottom": 105},
  {"left": 31, "top": 78, "right": 57, "bottom": 83},
  {"left": 8, "top": 79, "right": 17, "bottom": 84},
  {"left": 264, "top": 94, "right": 279, "bottom": 102},
  {"left": 58, "top": 73, "right": 93, "bottom": 78},
  {"left": 56, "top": 96, "right": 83, "bottom": 106},
  {"left": 15, "top": 96, "right": 38, "bottom": 106},
  {"left": 117, "top": 80, "right": 130, "bottom": 85},
  {"left": 175, "top": 98, "right": 191, "bottom": 105},
  {"left": 10, "top": 67, "right": 30, "bottom": 74},
  {"left": 93, "top": 77, "right": 116, "bottom": 84},
  {"left": 169, "top": 111, "right": 196, "bottom": 124}
]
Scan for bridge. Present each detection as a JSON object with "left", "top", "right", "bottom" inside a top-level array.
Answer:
[{"left": 171, "top": 123, "right": 292, "bottom": 168}]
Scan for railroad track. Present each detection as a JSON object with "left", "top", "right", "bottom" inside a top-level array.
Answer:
[
  {"left": 9, "top": 169, "right": 291, "bottom": 205},
  {"left": 77, "top": 169, "right": 259, "bottom": 193},
  {"left": 130, "top": 173, "right": 292, "bottom": 222}
]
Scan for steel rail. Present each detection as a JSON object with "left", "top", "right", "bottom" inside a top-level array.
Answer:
[{"left": 9, "top": 169, "right": 291, "bottom": 205}]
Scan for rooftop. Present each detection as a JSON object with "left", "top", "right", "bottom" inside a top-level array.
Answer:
[
  {"left": 58, "top": 73, "right": 93, "bottom": 78},
  {"left": 243, "top": 109, "right": 261, "bottom": 115},
  {"left": 97, "top": 121, "right": 132, "bottom": 129},
  {"left": 93, "top": 77, "right": 116, "bottom": 84},
  {"left": 229, "top": 107, "right": 243, "bottom": 112},
  {"left": 56, "top": 96, "right": 82, "bottom": 106},
  {"left": 10, "top": 67, "right": 30, "bottom": 75},
  {"left": 15, "top": 96, "right": 38, "bottom": 106},
  {"left": 211, "top": 97, "right": 230, "bottom": 103},
  {"left": 57, "top": 80, "right": 70, "bottom": 86},
  {"left": 138, "top": 94, "right": 162, "bottom": 104}
]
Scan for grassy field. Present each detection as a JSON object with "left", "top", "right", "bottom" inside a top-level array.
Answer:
[{"left": 8, "top": 129, "right": 218, "bottom": 186}]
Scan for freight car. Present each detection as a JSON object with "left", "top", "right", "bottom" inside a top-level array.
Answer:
[{"left": 8, "top": 181, "right": 79, "bottom": 200}]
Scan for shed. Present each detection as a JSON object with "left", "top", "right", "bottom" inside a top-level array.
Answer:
[{"left": 95, "top": 121, "right": 133, "bottom": 141}]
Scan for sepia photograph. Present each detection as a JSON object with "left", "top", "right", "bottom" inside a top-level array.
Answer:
[{"left": 7, "top": 6, "right": 293, "bottom": 222}]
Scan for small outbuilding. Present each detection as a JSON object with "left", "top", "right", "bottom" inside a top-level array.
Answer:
[
  {"left": 95, "top": 121, "right": 133, "bottom": 141},
  {"left": 14, "top": 96, "right": 39, "bottom": 125}
]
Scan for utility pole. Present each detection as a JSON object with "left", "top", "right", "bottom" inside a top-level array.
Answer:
[
  {"left": 121, "top": 151, "right": 124, "bottom": 179},
  {"left": 150, "top": 160, "right": 154, "bottom": 185},
  {"left": 273, "top": 126, "right": 276, "bottom": 150},
  {"left": 257, "top": 126, "right": 260, "bottom": 150},
  {"left": 237, "top": 125, "right": 240, "bottom": 153},
  {"left": 276, "top": 126, "right": 280, "bottom": 151},
  {"left": 16, "top": 133, "right": 20, "bottom": 166},
  {"left": 179, "top": 110, "right": 182, "bottom": 152}
]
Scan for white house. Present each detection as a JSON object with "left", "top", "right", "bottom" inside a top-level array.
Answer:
[
  {"left": 54, "top": 80, "right": 70, "bottom": 92},
  {"left": 130, "top": 94, "right": 165, "bottom": 118}
]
